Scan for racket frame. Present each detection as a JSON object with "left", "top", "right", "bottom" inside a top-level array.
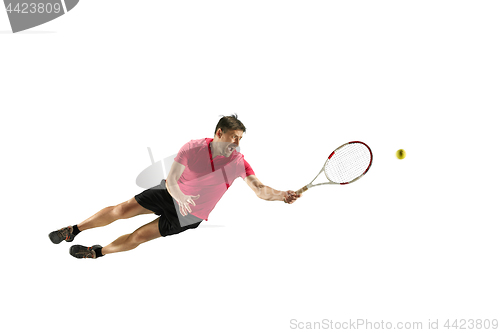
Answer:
[{"left": 296, "top": 141, "right": 373, "bottom": 195}]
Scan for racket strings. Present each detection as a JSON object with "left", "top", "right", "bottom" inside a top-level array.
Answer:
[{"left": 325, "top": 143, "right": 371, "bottom": 183}]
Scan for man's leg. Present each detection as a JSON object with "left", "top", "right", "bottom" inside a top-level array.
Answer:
[
  {"left": 78, "top": 197, "right": 154, "bottom": 231},
  {"left": 69, "top": 218, "right": 161, "bottom": 259},
  {"left": 49, "top": 197, "right": 154, "bottom": 244},
  {"left": 101, "top": 218, "right": 162, "bottom": 255}
]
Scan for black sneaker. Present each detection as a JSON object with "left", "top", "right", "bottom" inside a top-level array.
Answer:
[
  {"left": 69, "top": 245, "right": 103, "bottom": 259},
  {"left": 49, "top": 226, "right": 76, "bottom": 244}
]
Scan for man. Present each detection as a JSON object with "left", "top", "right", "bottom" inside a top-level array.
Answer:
[{"left": 48, "top": 114, "right": 300, "bottom": 259}]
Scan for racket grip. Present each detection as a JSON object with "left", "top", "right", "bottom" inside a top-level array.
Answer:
[{"left": 296, "top": 185, "right": 309, "bottom": 195}]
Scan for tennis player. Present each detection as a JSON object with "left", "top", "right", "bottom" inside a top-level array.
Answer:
[{"left": 49, "top": 115, "right": 300, "bottom": 259}]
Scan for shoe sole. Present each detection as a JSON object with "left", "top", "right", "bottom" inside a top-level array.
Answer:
[
  {"left": 48, "top": 230, "right": 74, "bottom": 244},
  {"left": 70, "top": 245, "right": 102, "bottom": 259},
  {"left": 48, "top": 231, "right": 63, "bottom": 244}
]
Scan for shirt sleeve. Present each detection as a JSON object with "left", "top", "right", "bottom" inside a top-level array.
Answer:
[
  {"left": 241, "top": 158, "right": 255, "bottom": 179},
  {"left": 174, "top": 141, "right": 192, "bottom": 166}
]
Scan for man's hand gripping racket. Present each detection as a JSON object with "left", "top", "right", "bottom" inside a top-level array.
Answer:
[{"left": 296, "top": 141, "right": 373, "bottom": 196}]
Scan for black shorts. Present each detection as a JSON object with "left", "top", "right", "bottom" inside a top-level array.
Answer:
[{"left": 135, "top": 179, "right": 203, "bottom": 237}]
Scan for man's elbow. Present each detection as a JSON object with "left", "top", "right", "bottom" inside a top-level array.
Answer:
[
  {"left": 166, "top": 176, "right": 179, "bottom": 188},
  {"left": 255, "top": 185, "right": 271, "bottom": 200}
]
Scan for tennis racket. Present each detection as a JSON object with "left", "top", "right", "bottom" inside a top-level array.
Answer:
[{"left": 296, "top": 141, "right": 373, "bottom": 195}]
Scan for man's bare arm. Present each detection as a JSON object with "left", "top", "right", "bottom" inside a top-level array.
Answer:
[
  {"left": 244, "top": 175, "right": 299, "bottom": 203},
  {"left": 166, "top": 161, "right": 200, "bottom": 216}
]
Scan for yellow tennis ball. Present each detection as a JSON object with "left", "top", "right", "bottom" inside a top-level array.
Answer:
[{"left": 396, "top": 149, "right": 406, "bottom": 159}]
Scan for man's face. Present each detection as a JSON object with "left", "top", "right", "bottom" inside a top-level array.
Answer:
[{"left": 214, "top": 129, "right": 244, "bottom": 157}]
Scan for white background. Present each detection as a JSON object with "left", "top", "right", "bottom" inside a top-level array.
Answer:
[{"left": 1, "top": 1, "right": 499, "bottom": 332}]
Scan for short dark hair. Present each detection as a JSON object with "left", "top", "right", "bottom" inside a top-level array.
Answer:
[{"left": 214, "top": 114, "right": 246, "bottom": 135}]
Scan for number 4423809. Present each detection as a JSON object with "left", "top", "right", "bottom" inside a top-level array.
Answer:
[
  {"left": 5, "top": 2, "right": 62, "bottom": 14},
  {"left": 444, "top": 319, "right": 498, "bottom": 330}
]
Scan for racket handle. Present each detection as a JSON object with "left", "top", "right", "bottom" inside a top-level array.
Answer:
[{"left": 296, "top": 185, "right": 309, "bottom": 195}]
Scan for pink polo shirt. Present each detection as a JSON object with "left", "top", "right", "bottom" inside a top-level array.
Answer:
[{"left": 173, "top": 138, "right": 255, "bottom": 220}]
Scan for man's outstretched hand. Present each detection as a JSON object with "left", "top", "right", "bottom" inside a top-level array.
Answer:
[
  {"left": 176, "top": 194, "right": 200, "bottom": 216},
  {"left": 284, "top": 190, "right": 301, "bottom": 204}
]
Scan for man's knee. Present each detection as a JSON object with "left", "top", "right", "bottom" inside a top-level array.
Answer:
[
  {"left": 112, "top": 198, "right": 148, "bottom": 219},
  {"left": 130, "top": 220, "right": 161, "bottom": 245},
  {"left": 129, "top": 232, "right": 147, "bottom": 247},
  {"left": 111, "top": 203, "right": 128, "bottom": 219}
]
